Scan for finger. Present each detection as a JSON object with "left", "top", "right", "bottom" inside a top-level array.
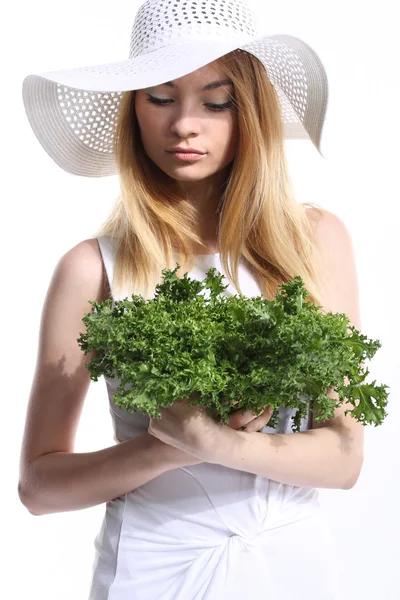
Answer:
[
  {"left": 220, "top": 398, "right": 239, "bottom": 408},
  {"left": 228, "top": 405, "right": 273, "bottom": 431},
  {"left": 241, "top": 407, "right": 274, "bottom": 432},
  {"left": 227, "top": 407, "right": 253, "bottom": 429}
]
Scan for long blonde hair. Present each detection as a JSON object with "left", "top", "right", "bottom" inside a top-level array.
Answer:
[{"left": 93, "top": 49, "right": 327, "bottom": 307}]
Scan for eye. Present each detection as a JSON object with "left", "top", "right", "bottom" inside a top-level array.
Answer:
[
  {"left": 206, "top": 102, "right": 233, "bottom": 111},
  {"left": 146, "top": 95, "right": 233, "bottom": 111},
  {"left": 146, "top": 96, "right": 172, "bottom": 106}
]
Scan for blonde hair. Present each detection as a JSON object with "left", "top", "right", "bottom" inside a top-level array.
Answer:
[{"left": 93, "top": 49, "right": 328, "bottom": 307}]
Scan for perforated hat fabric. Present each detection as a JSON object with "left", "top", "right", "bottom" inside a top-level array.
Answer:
[{"left": 22, "top": 0, "right": 329, "bottom": 178}]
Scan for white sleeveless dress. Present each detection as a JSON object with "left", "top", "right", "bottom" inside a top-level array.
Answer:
[{"left": 88, "top": 235, "right": 340, "bottom": 600}]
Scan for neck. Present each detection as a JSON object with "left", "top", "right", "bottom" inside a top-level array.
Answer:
[{"left": 174, "top": 165, "right": 231, "bottom": 251}]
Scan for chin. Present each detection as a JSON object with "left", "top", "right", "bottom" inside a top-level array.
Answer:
[
  {"left": 163, "top": 167, "right": 216, "bottom": 181},
  {"left": 169, "top": 172, "right": 210, "bottom": 181}
]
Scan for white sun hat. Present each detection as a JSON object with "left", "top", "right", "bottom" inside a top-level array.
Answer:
[{"left": 22, "top": 0, "right": 329, "bottom": 178}]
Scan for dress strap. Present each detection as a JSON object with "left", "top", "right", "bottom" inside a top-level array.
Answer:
[{"left": 96, "top": 235, "right": 116, "bottom": 305}]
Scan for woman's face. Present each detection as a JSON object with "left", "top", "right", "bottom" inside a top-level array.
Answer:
[{"left": 134, "top": 62, "right": 238, "bottom": 184}]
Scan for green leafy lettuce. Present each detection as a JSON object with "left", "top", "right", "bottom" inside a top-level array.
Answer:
[{"left": 77, "top": 266, "right": 389, "bottom": 433}]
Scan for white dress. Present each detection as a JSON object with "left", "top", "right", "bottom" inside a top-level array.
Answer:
[{"left": 88, "top": 235, "right": 340, "bottom": 600}]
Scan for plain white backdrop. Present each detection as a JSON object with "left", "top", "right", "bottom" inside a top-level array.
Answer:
[{"left": 4, "top": 0, "right": 399, "bottom": 598}]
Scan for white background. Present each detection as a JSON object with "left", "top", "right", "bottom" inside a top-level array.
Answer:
[{"left": 4, "top": 0, "right": 399, "bottom": 598}]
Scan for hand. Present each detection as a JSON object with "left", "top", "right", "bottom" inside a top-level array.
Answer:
[
  {"left": 227, "top": 400, "right": 274, "bottom": 433},
  {"left": 148, "top": 394, "right": 220, "bottom": 460},
  {"left": 148, "top": 395, "right": 274, "bottom": 462}
]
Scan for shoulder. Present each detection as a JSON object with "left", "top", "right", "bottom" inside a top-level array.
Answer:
[
  {"left": 60, "top": 238, "right": 103, "bottom": 277},
  {"left": 304, "top": 205, "right": 356, "bottom": 263},
  {"left": 56, "top": 237, "right": 110, "bottom": 303},
  {"left": 304, "top": 204, "right": 347, "bottom": 235},
  {"left": 304, "top": 205, "right": 361, "bottom": 331}
]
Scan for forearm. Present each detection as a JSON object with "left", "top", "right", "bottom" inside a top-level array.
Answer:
[
  {"left": 19, "top": 433, "right": 186, "bottom": 516},
  {"left": 209, "top": 425, "right": 364, "bottom": 489}
]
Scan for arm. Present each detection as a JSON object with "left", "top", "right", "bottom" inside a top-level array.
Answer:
[
  {"left": 206, "top": 209, "right": 365, "bottom": 489},
  {"left": 20, "top": 434, "right": 195, "bottom": 516},
  {"left": 18, "top": 239, "right": 199, "bottom": 517},
  {"left": 210, "top": 394, "right": 364, "bottom": 489}
]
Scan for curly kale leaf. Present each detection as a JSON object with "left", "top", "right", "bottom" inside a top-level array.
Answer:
[{"left": 77, "top": 267, "right": 389, "bottom": 432}]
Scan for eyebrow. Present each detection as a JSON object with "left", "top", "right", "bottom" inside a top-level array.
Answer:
[{"left": 160, "top": 79, "right": 233, "bottom": 92}]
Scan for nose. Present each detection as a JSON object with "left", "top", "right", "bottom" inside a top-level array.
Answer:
[{"left": 169, "top": 103, "right": 202, "bottom": 139}]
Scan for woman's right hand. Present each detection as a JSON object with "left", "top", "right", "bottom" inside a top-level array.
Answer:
[{"left": 159, "top": 399, "right": 274, "bottom": 467}]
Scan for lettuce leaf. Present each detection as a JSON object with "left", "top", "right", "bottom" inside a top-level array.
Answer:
[{"left": 77, "top": 266, "right": 389, "bottom": 433}]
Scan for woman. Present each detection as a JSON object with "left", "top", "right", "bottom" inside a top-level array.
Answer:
[{"left": 18, "top": 0, "right": 364, "bottom": 598}]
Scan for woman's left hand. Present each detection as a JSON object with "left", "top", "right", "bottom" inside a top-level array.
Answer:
[{"left": 148, "top": 393, "right": 220, "bottom": 461}]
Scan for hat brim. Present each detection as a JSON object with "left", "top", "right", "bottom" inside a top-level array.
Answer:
[
  {"left": 22, "top": 33, "right": 328, "bottom": 177},
  {"left": 26, "top": 34, "right": 262, "bottom": 92}
]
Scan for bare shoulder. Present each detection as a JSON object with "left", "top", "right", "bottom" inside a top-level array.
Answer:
[
  {"left": 304, "top": 204, "right": 350, "bottom": 239},
  {"left": 55, "top": 237, "right": 110, "bottom": 303},
  {"left": 304, "top": 205, "right": 360, "bottom": 325}
]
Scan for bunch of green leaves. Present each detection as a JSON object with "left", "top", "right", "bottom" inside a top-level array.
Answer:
[{"left": 77, "top": 266, "right": 389, "bottom": 433}]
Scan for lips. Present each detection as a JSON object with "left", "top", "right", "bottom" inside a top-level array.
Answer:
[{"left": 167, "top": 148, "right": 205, "bottom": 154}]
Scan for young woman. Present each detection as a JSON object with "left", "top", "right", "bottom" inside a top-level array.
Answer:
[{"left": 19, "top": 1, "right": 364, "bottom": 598}]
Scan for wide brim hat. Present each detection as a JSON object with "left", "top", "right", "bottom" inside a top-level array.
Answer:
[{"left": 22, "top": 0, "right": 329, "bottom": 178}]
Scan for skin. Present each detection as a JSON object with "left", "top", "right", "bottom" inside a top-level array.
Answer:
[{"left": 134, "top": 61, "right": 239, "bottom": 253}]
